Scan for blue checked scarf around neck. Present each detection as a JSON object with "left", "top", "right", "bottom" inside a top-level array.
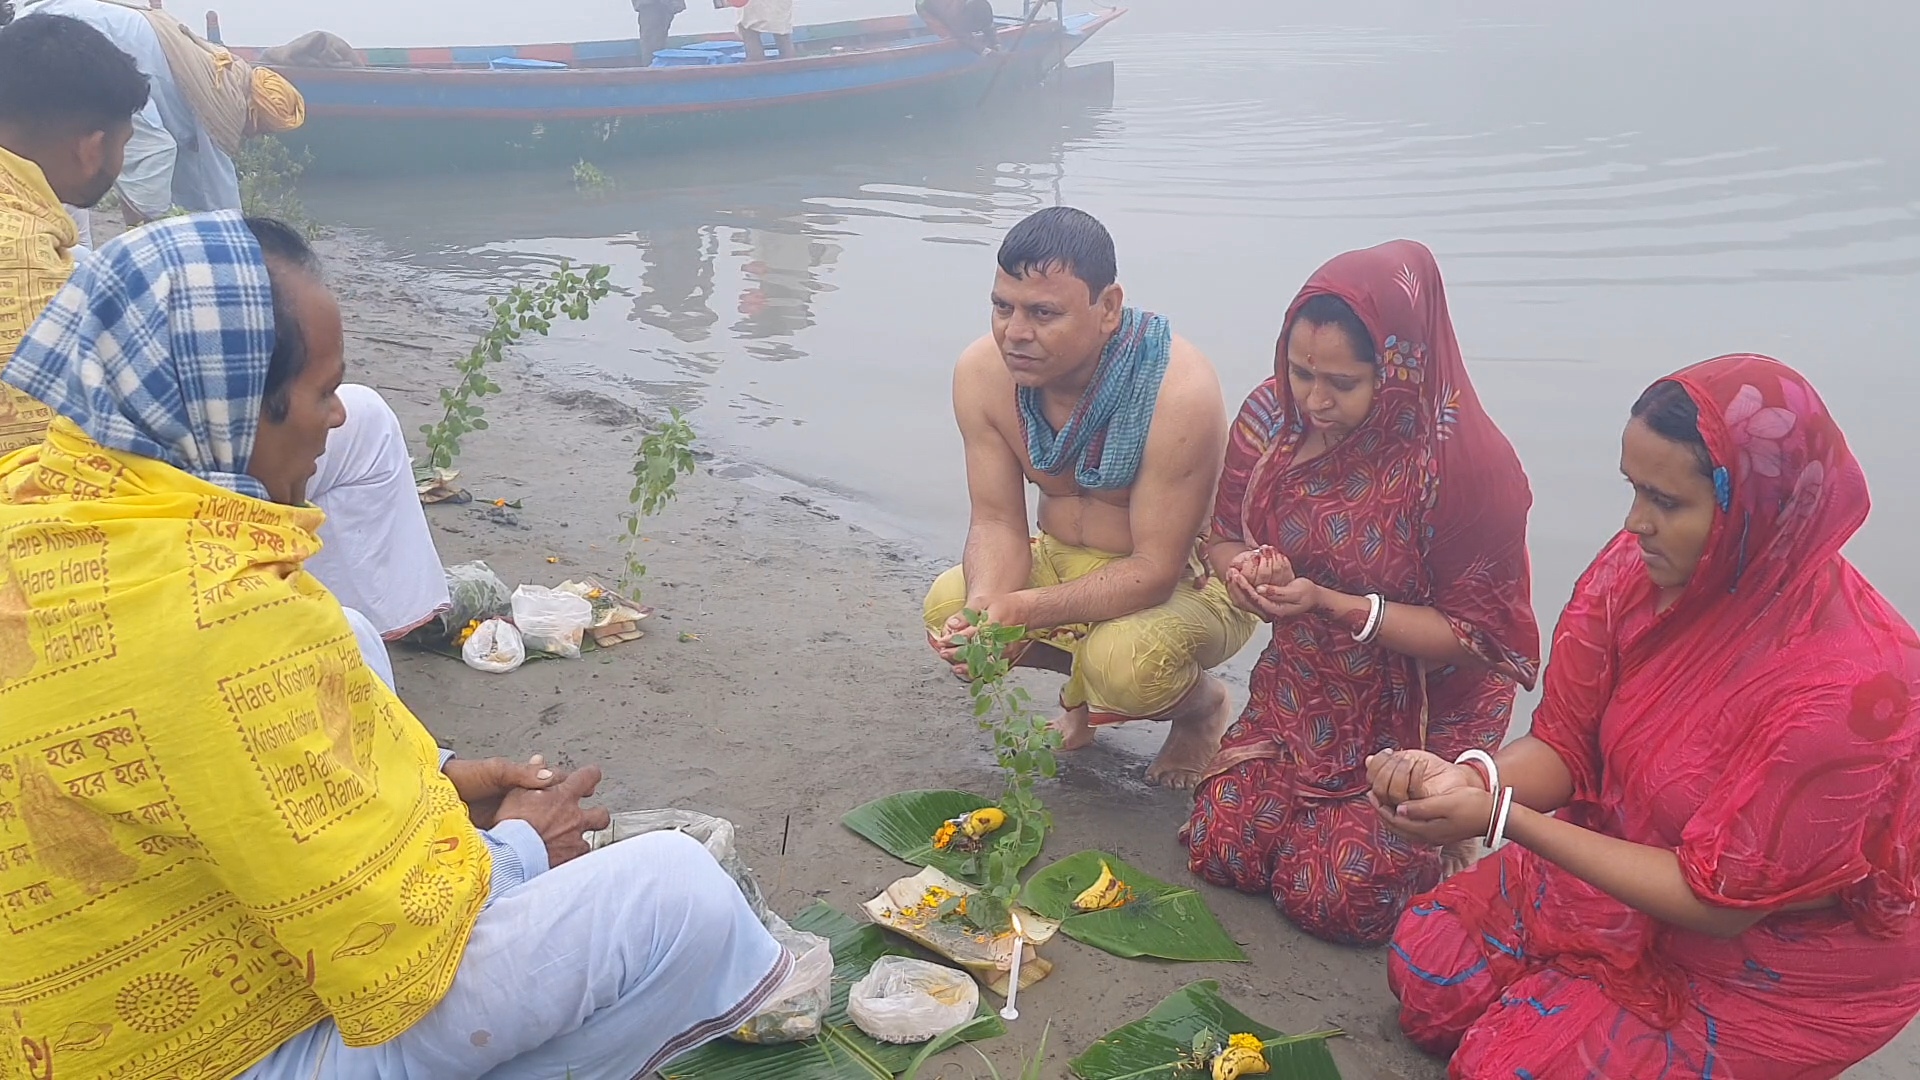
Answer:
[
  {"left": 2, "top": 211, "right": 278, "bottom": 500},
  {"left": 1017, "top": 306, "right": 1171, "bottom": 491}
]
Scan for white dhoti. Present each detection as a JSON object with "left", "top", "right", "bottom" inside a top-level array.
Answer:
[
  {"left": 305, "top": 384, "right": 451, "bottom": 639},
  {"left": 738, "top": 0, "right": 795, "bottom": 35},
  {"left": 238, "top": 831, "right": 791, "bottom": 1079}
]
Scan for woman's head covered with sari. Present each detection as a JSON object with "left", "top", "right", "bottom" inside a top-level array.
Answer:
[
  {"left": 2, "top": 210, "right": 345, "bottom": 503},
  {"left": 1215, "top": 239, "right": 1540, "bottom": 688},
  {"left": 1513, "top": 356, "right": 1920, "bottom": 1028},
  {"left": 0, "top": 214, "right": 488, "bottom": 1077}
]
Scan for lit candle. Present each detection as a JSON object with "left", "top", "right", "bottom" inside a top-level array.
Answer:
[{"left": 999, "top": 912, "right": 1025, "bottom": 1021}]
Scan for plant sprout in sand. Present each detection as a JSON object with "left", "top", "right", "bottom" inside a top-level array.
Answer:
[
  {"left": 420, "top": 262, "right": 613, "bottom": 473},
  {"left": 949, "top": 612, "right": 1063, "bottom": 932},
  {"left": 618, "top": 408, "right": 697, "bottom": 596}
]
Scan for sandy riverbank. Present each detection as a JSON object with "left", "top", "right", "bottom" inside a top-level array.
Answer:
[{"left": 310, "top": 228, "right": 1916, "bottom": 1080}]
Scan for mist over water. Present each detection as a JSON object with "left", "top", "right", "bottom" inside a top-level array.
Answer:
[{"left": 279, "top": 0, "right": 1916, "bottom": 633}]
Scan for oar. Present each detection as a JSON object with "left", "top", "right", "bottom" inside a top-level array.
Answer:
[{"left": 976, "top": 0, "right": 1048, "bottom": 103}]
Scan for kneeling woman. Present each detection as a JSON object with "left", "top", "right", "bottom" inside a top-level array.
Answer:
[
  {"left": 1186, "top": 240, "right": 1541, "bottom": 945},
  {"left": 1371, "top": 356, "right": 1920, "bottom": 1077}
]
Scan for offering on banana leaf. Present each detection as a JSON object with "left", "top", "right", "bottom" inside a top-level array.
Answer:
[
  {"left": 1071, "top": 860, "right": 1134, "bottom": 912},
  {"left": 862, "top": 867, "right": 1059, "bottom": 997},
  {"left": 932, "top": 807, "right": 1007, "bottom": 854}
]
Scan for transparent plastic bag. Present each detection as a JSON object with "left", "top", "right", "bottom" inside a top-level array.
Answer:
[
  {"left": 510, "top": 585, "right": 592, "bottom": 659},
  {"left": 586, "top": 810, "right": 769, "bottom": 924},
  {"left": 847, "top": 956, "right": 979, "bottom": 1045},
  {"left": 412, "top": 561, "right": 512, "bottom": 643},
  {"left": 732, "top": 915, "right": 833, "bottom": 1044},
  {"left": 460, "top": 618, "right": 525, "bottom": 673}
]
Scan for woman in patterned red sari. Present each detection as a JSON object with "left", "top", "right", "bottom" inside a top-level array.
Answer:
[
  {"left": 1184, "top": 240, "right": 1541, "bottom": 946},
  {"left": 1369, "top": 356, "right": 1920, "bottom": 1078}
]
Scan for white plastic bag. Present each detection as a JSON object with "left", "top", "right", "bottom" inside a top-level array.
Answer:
[
  {"left": 731, "top": 915, "right": 833, "bottom": 1044},
  {"left": 460, "top": 618, "right": 526, "bottom": 673},
  {"left": 510, "top": 585, "right": 592, "bottom": 659},
  {"left": 585, "top": 810, "right": 770, "bottom": 924},
  {"left": 848, "top": 956, "right": 979, "bottom": 1045}
]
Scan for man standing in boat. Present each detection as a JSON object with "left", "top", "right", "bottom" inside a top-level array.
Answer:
[
  {"left": 633, "top": 0, "right": 684, "bottom": 66},
  {"left": 924, "top": 207, "right": 1257, "bottom": 789},
  {"left": 730, "top": 0, "right": 794, "bottom": 61}
]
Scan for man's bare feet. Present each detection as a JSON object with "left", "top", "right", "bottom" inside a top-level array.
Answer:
[
  {"left": 1145, "top": 676, "right": 1232, "bottom": 790},
  {"left": 1052, "top": 704, "right": 1096, "bottom": 751}
]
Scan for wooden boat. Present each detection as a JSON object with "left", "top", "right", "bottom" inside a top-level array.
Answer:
[{"left": 236, "top": 9, "right": 1125, "bottom": 175}]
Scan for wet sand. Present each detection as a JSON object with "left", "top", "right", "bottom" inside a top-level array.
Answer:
[{"left": 318, "top": 229, "right": 1919, "bottom": 1079}]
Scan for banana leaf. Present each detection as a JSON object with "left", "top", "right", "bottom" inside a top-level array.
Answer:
[
  {"left": 660, "top": 903, "right": 1005, "bottom": 1080},
  {"left": 1020, "top": 851, "right": 1245, "bottom": 963},
  {"left": 842, "top": 790, "right": 1044, "bottom": 885},
  {"left": 1069, "top": 980, "right": 1343, "bottom": 1080}
]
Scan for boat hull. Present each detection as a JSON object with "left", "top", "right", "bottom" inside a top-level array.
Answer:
[{"left": 256, "top": 12, "right": 1122, "bottom": 174}]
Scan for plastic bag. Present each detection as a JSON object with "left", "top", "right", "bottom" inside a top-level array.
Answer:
[
  {"left": 586, "top": 810, "right": 770, "bottom": 924},
  {"left": 732, "top": 915, "right": 833, "bottom": 1044},
  {"left": 847, "top": 956, "right": 979, "bottom": 1045},
  {"left": 412, "top": 561, "right": 512, "bottom": 643},
  {"left": 460, "top": 618, "right": 525, "bottom": 673},
  {"left": 510, "top": 585, "right": 593, "bottom": 659}
]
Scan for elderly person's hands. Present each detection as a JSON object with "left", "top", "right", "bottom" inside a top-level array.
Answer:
[
  {"left": 444, "top": 754, "right": 562, "bottom": 830},
  {"left": 497, "top": 766, "right": 614, "bottom": 868}
]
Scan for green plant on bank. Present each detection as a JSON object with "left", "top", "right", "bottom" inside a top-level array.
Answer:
[
  {"left": 617, "top": 407, "right": 697, "bottom": 595},
  {"left": 951, "top": 613, "right": 1062, "bottom": 933},
  {"left": 419, "top": 262, "right": 613, "bottom": 472},
  {"left": 572, "top": 159, "right": 614, "bottom": 193},
  {"left": 237, "top": 136, "right": 319, "bottom": 238}
]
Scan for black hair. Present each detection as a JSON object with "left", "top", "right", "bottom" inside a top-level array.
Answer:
[
  {"left": 0, "top": 3, "right": 14, "bottom": 29},
  {"left": 1630, "top": 379, "right": 1715, "bottom": 475},
  {"left": 249, "top": 217, "right": 324, "bottom": 423},
  {"left": 997, "top": 206, "right": 1117, "bottom": 303},
  {"left": 0, "top": 15, "right": 150, "bottom": 135},
  {"left": 1291, "top": 293, "right": 1375, "bottom": 363}
]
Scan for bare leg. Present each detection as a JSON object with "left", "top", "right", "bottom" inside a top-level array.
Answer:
[
  {"left": 774, "top": 33, "right": 795, "bottom": 58},
  {"left": 1144, "top": 675, "right": 1233, "bottom": 790},
  {"left": 1052, "top": 704, "right": 1095, "bottom": 751},
  {"left": 741, "top": 29, "right": 766, "bottom": 61}
]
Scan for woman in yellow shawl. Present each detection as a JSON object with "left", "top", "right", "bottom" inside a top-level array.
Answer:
[{"left": 0, "top": 212, "right": 789, "bottom": 1080}]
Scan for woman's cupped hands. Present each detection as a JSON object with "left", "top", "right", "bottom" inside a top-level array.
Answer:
[
  {"left": 1365, "top": 749, "right": 1496, "bottom": 846},
  {"left": 1224, "top": 545, "right": 1321, "bottom": 622}
]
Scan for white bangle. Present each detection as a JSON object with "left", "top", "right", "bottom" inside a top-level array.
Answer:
[
  {"left": 1454, "top": 749, "right": 1499, "bottom": 794},
  {"left": 1486, "top": 787, "right": 1516, "bottom": 848},
  {"left": 1353, "top": 593, "right": 1386, "bottom": 643}
]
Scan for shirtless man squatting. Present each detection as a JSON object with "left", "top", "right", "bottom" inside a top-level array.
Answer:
[{"left": 924, "top": 206, "right": 1257, "bottom": 788}]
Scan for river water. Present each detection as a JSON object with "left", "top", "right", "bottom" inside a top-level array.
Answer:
[{"left": 285, "top": 0, "right": 1917, "bottom": 625}]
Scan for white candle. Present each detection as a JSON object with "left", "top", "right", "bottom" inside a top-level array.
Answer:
[{"left": 999, "top": 912, "right": 1025, "bottom": 1021}]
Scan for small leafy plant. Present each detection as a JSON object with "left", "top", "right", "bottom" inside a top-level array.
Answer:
[
  {"left": 237, "top": 136, "right": 318, "bottom": 238},
  {"left": 572, "top": 159, "right": 614, "bottom": 193},
  {"left": 617, "top": 408, "right": 697, "bottom": 595},
  {"left": 952, "top": 613, "right": 1061, "bottom": 932},
  {"left": 420, "top": 262, "right": 613, "bottom": 472}
]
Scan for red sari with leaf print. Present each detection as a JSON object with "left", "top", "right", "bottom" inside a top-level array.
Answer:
[
  {"left": 1182, "top": 241, "right": 1540, "bottom": 946},
  {"left": 1391, "top": 355, "right": 1920, "bottom": 1079}
]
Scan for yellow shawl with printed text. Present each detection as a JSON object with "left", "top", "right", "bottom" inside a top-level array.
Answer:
[
  {"left": 0, "top": 147, "right": 72, "bottom": 456},
  {"left": 0, "top": 422, "right": 490, "bottom": 1079}
]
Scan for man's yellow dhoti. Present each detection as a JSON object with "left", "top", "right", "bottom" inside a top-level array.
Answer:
[{"left": 924, "top": 534, "right": 1257, "bottom": 722}]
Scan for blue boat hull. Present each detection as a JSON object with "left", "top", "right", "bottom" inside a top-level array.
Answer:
[{"left": 256, "top": 11, "right": 1123, "bottom": 174}]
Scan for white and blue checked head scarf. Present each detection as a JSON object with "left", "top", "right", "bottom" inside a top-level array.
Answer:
[{"left": 3, "top": 211, "right": 277, "bottom": 499}]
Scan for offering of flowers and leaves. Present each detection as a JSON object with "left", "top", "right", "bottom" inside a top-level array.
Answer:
[
  {"left": 860, "top": 867, "right": 1059, "bottom": 998},
  {"left": 1069, "top": 981, "right": 1344, "bottom": 1080}
]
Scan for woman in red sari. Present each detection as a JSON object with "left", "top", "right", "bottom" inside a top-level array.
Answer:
[
  {"left": 1184, "top": 240, "right": 1541, "bottom": 946},
  {"left": 1371, "top": 355, "right": 1920, "bottom": 1077}
]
